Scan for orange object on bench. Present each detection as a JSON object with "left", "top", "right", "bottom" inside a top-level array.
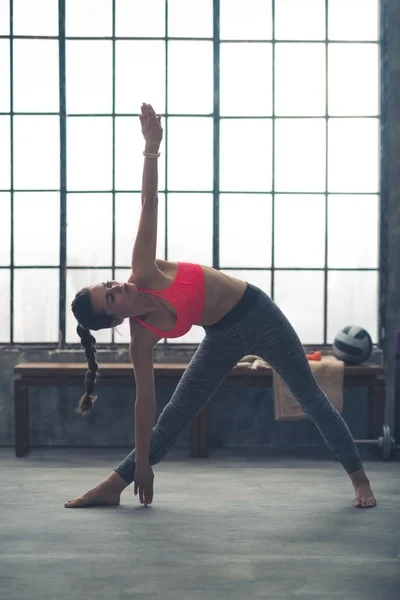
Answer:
[{"left": 306, "top": 351, "right": 322, "bottom": 361}]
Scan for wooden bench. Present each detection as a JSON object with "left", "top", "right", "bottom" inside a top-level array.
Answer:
[{"left": 13, "top": 362, "right": 385, "bottom": 459}]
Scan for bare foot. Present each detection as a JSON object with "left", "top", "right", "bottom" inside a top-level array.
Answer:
[
  {"left": 353, "top": 484, "right": 377, "bottom": 508},
  {"left": 65, "top": 473, "right": 127, "bottom": 508}
]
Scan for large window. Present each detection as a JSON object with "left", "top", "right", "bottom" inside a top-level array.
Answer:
[{"left": 0, "top": 0, "right": 380, "bottom": 347}]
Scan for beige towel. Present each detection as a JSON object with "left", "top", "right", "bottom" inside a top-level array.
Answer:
[{"left": 273, "top": 355, "right": 344, "bottom": 421}]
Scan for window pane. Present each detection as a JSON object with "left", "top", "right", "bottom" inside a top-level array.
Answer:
[
  {"left": 274, "top": 271, "right": 324, "bottom": 343},
  {"left": 328, "top": 44, "right": 379, "bottom": 116},
  {"left": 275, "top": 119, "right": 326, "bottom": 192},
  {"left": 14, "top": 116, "right": 60, "bottom": 189},
  {"left": 66, "top": 41, "right": 112, "bottom": 114},
  {"left": 167, "top": 194, "right": 213, "bottom": 265},
  {"left": 220, "top": 0, "right": 272, "bottom": 40},
  {"left": 14, "top": 269, "right": 59, "bottom": 342},
  {"left": 219, "top": 194, "right": 272, "bottom": 268},
  {"left": 115, "top": 42, "right": 165, "bottom": 114},
  {"left": 67, "top": 118, "right": 112, "bottom": 190},
  {"left": 0, "top": 116, "right": 10, "bottom": 189},
  {"left": 0, "top": 40, "right": 10, "bottom": 112},
  {"left": 168, "top": 42, "right": 213, "bottom": 114},
  {"left": 116, "top": 0, "right": 165, "bottom": 37},
  {"left": 0, "top": 0, "right": 9, "bottom": 35},
  {"left": 328, "top": 118, "right": 378, "bottom": 192},
  {"left": 115, "top": 193, "right": 166, "bottom": 267},
  {"left": 328, "top": 195, "right": 379, "bottom": 268},
  {"left": 115, "top": 117, "right": 166, "bottom": 191},
  {"left": 275, "top": 0, "right": 325, "bottom": 40},
  {"left": 67, "top": 194, "right": 112, "bottom": 266},
  {"left": 221, "top": 269, "right": 271, "bottom": 296},
  {"left": 220, "top": 120, "right": 272, "bottom": 191},
  {"left": 220, "top": 43, "right": 272, "bottom": 117},
  {"left": 328, "top": 0, "right": 379, "bottom": 41},
  {"left": 0, "top": 193, "right": 10, "bottom": 265},
  {"left": 13, "top": 41, "right": 59, "bottom": 112},
  {"left": 14, "top": 193, "right": 60, "bottom": 266},
  {"left": 275, "top": 195, "right": 326, "bottom": 267},
  {"left": 66, "top": 269, "right": 112, "bottom": 344},
  {"left": 275, "top": 44, "right": 325, "bottom": 116},
  {"left": 168, "top": 0, "right": 212, "bottom": 37},
  {"left": 66, "top": 0, "right": 112, "bottom": 36},
  {"left": 0, "top": 269, "right": 10, "bottom": 342},
  {"left": 13, "top": 0, "right": 58, "bottom": 35},
  {"left": 327, "top": 271, "right": 378, "bottom": 343},
  {"left": 168, "top": 118, "right": 213, "bottom": 191}
]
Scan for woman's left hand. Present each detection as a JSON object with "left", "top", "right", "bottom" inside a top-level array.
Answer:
[{"left": 140, "top": 103, "right": 163, "bottom": 150}]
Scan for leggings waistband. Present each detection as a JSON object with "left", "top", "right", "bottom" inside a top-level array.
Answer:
[{"left": 203, "top": 283, "right": 262, "bottom": 332}]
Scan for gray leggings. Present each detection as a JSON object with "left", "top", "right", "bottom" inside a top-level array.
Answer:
[{"left": 114, "top": 285, "right": 362, "bottom": 484}]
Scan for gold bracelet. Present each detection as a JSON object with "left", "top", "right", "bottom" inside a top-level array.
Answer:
[{"left": 143, "top": 151, "right": 160, "bottom": 158}]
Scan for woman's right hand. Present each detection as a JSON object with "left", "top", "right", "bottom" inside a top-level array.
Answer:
[
  {"left": 140, "top": 103, "right": 163, "bottom": 152},
  {"left": 134, "top": 461, "right": 155, "bottom": 506}
]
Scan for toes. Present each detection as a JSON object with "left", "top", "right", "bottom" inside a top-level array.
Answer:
[
  {"left": 362, "top": 496, "right": 376, "bottom": 508},
  {"left": 64, "top": 498, "right": 83, "bottom": 508},
  {"left": 353, "top": 495, "right": 376, "bottom": 508}
]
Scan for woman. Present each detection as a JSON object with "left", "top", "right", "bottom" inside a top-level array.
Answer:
[{"left": 66, "top": 103, "right": 376, "bottom": 510}]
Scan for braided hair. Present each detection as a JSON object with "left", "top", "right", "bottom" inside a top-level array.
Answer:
[
  {"left": 75, "top": 324, "right": 99, "bottom": 415},
  {"left": 71, "top": 287, "right": 116, "bottom": 416}
]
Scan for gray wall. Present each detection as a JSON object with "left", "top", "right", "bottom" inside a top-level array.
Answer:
[{"left": 0, "top": 0, "right": 399, "bottom": 454}]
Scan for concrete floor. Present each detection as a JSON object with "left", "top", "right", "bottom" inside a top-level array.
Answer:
[{"left": 0, "top": 448, "right": 399, "bottom": 600}]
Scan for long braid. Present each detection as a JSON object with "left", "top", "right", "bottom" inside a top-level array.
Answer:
[{"left": 76, "top": 324, "right": 99, "bottom": 416}]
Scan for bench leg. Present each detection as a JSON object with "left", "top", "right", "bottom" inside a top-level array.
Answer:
[
  {"left": 191, "top": 408, "right": 209, "bottom": 458},
  {"left": 191, "top": 415, "right": 201, "bottom": 458},
  {"left": 199, "top": 407, "right": 209, "bottom": 458},
  {"left": 367, "top": 384, "right": 385, "bottom": 458},
  {"left": 14, "top": 379, "right": 29, "bottom": 457}
]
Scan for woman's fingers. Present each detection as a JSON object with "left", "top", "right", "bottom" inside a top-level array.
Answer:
[
  {"left": 146, "top": 103, "right": 155, "bottom": 115},
  {"left": 140, "top": 103, "right": 158, "bottom": 120},
  {"left": 139, "top": 105, "right": 162, "bottom": 145}
]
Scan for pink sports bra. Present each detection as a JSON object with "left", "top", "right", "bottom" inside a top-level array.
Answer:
[{"left": 132, "top": 262, "right": 206, "bottom": 339}]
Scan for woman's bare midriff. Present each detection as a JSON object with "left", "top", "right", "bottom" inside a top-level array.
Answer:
[{"left": 129, "top": 259, "right": 248, "bottom": 333}]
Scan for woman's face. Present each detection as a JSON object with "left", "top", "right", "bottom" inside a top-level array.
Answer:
[{"left": 89, "top": 280, "right": 139, "bottom": 321}]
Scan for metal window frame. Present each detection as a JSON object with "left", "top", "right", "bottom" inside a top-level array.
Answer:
[{"left": 1, "top": 0, "right": 385, "bottom": 350}]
